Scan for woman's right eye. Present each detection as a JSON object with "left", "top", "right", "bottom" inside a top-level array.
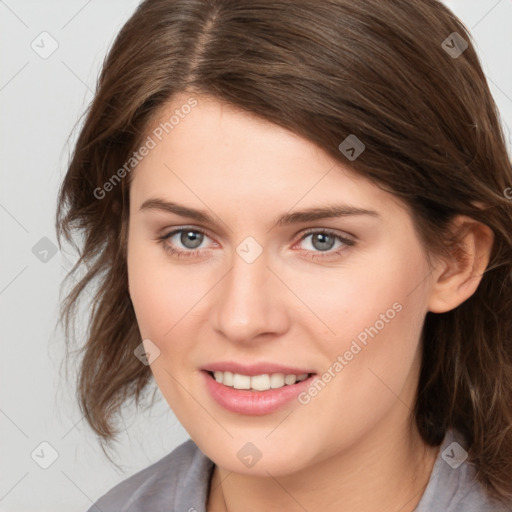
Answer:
[{"left": 157, "top": 228, "right": 213, "bottom": 258}]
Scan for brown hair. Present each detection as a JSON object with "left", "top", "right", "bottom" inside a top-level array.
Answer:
[{"left": 56, "top": 0, "right": 512, "bottom": 502}]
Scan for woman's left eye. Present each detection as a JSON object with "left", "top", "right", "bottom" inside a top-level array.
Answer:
[
  {"left": 296, "top": 229, "right": 355, "bottom": 259},
  {"left": 156, "top": 228, "right": 355, "bottom": 260}
]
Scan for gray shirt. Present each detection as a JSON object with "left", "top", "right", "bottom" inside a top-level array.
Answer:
[{"left": 86, "top": 428, "right": 511, "bottom": 511}]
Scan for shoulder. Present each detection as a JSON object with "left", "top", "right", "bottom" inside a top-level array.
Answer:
[
  {"left": 86, "top": 438, "right": 215, "bottom": 512},
  {"left": 415, "top": 429, "right": 512, "bottom": 512}
]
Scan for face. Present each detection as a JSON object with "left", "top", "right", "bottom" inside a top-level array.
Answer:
[{"left": 127, "top": 92, "right": 436, "bottom": 476}]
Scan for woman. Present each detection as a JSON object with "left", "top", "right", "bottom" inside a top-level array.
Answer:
[{"left": 56, "top": 0, "right": 512, "bottom": 510}]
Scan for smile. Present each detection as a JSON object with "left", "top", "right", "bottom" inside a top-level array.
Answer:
[{"left": 202, "top": 370, "right": 317, "bottom": 415}]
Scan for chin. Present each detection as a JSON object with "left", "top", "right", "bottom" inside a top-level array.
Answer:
[{"left": 199, "top": 435, "right": 318, "bottom": 478}]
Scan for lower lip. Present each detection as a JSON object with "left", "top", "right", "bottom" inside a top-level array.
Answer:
[{"left": 202, "top": 370, "right": 316, "bottom": 415}]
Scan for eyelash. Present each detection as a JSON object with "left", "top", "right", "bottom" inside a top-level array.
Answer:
[{"left": 156, "top": 227, "right": 355, "bottom": 261}]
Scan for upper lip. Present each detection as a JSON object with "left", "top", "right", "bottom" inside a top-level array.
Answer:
[{"left": 201, "top": 361, "right": 316, "bottom": 376}]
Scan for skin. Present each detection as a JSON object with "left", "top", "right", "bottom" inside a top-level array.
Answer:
[{"left": 126, "top": 92, "right": 493, "bottom": 512}]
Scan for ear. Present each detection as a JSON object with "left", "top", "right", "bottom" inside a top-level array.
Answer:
[{"left": 427, "top": 215, "right": 494, "bottom": 313}]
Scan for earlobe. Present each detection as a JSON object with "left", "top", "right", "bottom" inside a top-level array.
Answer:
[{"left": 427, "top": 216, "right": 494, "bottom": 314}]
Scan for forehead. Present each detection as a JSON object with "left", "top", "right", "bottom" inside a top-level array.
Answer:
[{"left": 130, "top": 93, "right": 407, "bottom": 221}]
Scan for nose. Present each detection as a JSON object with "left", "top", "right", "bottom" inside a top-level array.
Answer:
[{"left": 212, "top": 245, "right": 291, "bottom": 344}]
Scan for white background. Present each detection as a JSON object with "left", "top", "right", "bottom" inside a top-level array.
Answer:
[{"left": 1, "top": 1, "right": 511, "bottom": 510}]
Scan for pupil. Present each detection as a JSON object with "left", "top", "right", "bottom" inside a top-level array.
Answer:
[
  {"left": 313, "top": 233, "right": 334, "bottom": 251},
  {"left": 181, "top": 230, "right": 203, "bottom": 249}
]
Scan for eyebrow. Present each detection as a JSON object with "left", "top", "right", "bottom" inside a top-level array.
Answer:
[{"left": 139, "top": 197, "right": 380, "bottom": 228}]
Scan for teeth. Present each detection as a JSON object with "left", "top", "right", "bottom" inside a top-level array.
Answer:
[
  {"left": 233, "top": 373, "right": 251, "bottom": 389},
  {"left": 212, "top": 371, "right": 309, "bottom": 391},
  {"left": 251, "top": 374, "right": 270, "bottom": 391},
  {"left": 223, "top": 371, "right": 234, "bottom": 386},
  {"left": 270, "top": 373, "right": 286, "bottom": 389},
  {"left": 284, "top": 374, "right": 297, "bottom": 385}
]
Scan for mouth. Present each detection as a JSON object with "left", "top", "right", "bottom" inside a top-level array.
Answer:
[{"left": 201, "top": 369, "right": 317, "bottom": 415}]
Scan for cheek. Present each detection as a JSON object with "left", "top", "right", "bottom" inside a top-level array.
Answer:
[
  {"left": 289, "top": 239, "right": 429, "bottom": 345},
  {"left": 294, "top": 241, "right": 429, "bottom": 399},
  {"left": 127, "top": 236, "right": 213, "bottom": 350}
]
